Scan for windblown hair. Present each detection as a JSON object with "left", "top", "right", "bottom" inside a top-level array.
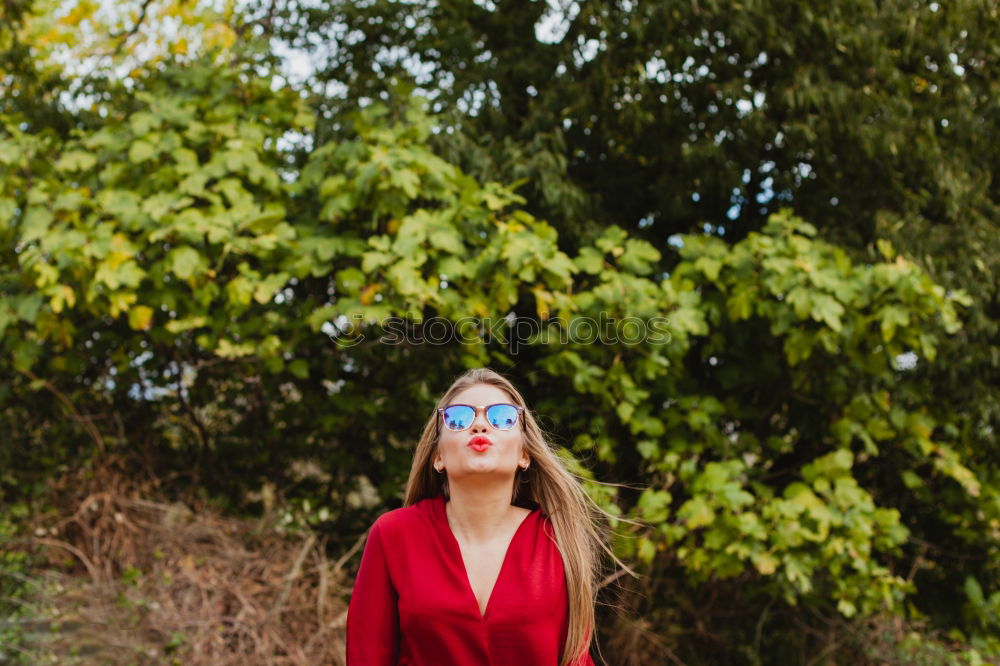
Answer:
[{"left": 403, "top": 367, "right": 634, "bottom": 666}]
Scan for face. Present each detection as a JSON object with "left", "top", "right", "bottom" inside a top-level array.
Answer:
[{"left": 432, "top": 383, "right": 530, "bottom": 481}]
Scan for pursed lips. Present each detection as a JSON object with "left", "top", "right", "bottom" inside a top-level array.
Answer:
[{"left": 468, "top": 435, "right": 493, "bottom": 449}]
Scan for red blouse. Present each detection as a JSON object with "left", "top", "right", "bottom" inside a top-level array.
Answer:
[{"left": 346, "top": 494, "right": 594, "bottom": 665}]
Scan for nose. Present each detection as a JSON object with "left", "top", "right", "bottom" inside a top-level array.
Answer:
[{"left": 469, "top": 407, "right": 490, "bottom": 433}]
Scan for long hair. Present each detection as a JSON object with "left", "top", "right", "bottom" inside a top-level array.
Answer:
[{"left": 403, "top": 367, "right": 636, "bottom": 666}]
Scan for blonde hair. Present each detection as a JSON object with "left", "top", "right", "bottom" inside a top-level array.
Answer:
[{"left": 403, "top": 367, "right": 637, "bottom": 666}]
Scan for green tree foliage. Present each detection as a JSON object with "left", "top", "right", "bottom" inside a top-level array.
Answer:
[
  {"left": 1, "top": 0, "right": 998, "bottom": 663},
  {"left": 264, "top": 0, "right": 1000, "bottom": 658}
]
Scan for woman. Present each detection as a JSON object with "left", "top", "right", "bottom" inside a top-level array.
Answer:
[{"left": 345, "top": 367, "right": 630, "bottom": 665}]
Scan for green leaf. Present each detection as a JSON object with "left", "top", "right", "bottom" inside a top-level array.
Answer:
[
  {"left": 362, "top": 250, "right": 394, "bottom": 273},
  {"left": 253, "top": 272, "right": 289, "bottom": 304},
  {"left": 13, "top": 293, "right": 43, "bottom": 323},
  {"left": 128, "top": 305, "right": 154, "bottom": 331},
  {"left": 876, "top": 238, "right": 895, "bottom": 261},
  {"left": 0, "top": 197, "right": 16, "bottom": 226},
  {"left": 668, "top": 306, "right": 708, "bottom": 337},
  {"left": 389, "top": 168, "right": 420, "bottom": 198},
  {"left": 226, "top": 276, "right": 254, "bottom": 306},
  {"left": 393, "top": 213, "right": 429, "bottom": 255},
  {"left": 810, "top": 293, "right": 844, "bottom": 331},
  {"left": 964, "top": 576, "right": 985, "bottom": 607},
  {"left": 55, "top": 150, "right": 97, "bottom": 172},
  {"left": 12, "top": 338, "right": 42, "bottom": 372},
  {"left": 784, "top": 328, "right": 815, "bottom": 365},
  {"left": 836, "top": 599, "right": 857, "bottom": 618},
  {"left": 428, "top": 227, "right": 465, "bottom": 254},
  {"left": 786, "top": 286, "right": 812, "bottom": 319},
  {"left": 636, "top": 489, "right": 672, "bottom": 523},
  {"left": 167, "top": 246, "right": 205, "bottom": 280},
  {"left": 20, "top": 206, "right": 53, "bottom": 243},
  {"left": 878, "top": 305, "right": 910, "bottom": 342},
  {"left": 595, "top": 225, "right": 628, "bottom": 253},
  {"left": 116, "top": 261, "right": 147, "bottom": 289},
  {"left": 900, "top": 470, "right": 923, "bottom": 489},
  {"left": 637, "top": 537, "right": 657, "bottom": 564},
  {"left": 949, "top": 289, "right": 973, "bottom": 307},
  {"left": 574, "top": 247, "right": 605, "bottom": 274},
  {"left": 128, "top": 140, "right": 157, "bottom": 163},
  {"left": 726, "top": 286, "right": 755, "bottom": 320},
  {"left": 678, "top": 497, "right": 714, "bottom": 529},
  {"left": 129, "top": 110, "right": 159, "bottom": 135},
  {"left": 753, "top": 551, "right": 780, "bottom": 576},
  {"left": 165, "top": 316, "right": 209, "bottom": 333},
  {"left": 435, "top": 255, "right": 468, "bottom": 280},
  {"left": 636, "top": 440, "right": 659, "bottom": 459},
  {"left": 336, "top": 267, "right": 367, "bottom": 294},
  {"left": 693, "top": 256, "right": 722, "bottom": 281},
  {"left": 215, "top": 338, "right": 256, "bottom": 358},
  {"left": 620, "top": 238, "right": 661, "bottom": 275}
]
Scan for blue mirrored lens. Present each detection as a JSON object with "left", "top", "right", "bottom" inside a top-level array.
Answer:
[
  {"left": 443, "top": 405, "right": 475, "bottom": 430},
  {"left": 487, "top": 404, "right": 519, "bottom": 430}
]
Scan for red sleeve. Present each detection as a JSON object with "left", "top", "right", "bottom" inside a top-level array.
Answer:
[{"left": 346, "top": 517, "right": 400, "bottom": 665}]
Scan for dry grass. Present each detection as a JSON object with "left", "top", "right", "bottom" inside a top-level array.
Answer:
[{"left": 5, "top": 459, "right": 354, "bottom": 665}]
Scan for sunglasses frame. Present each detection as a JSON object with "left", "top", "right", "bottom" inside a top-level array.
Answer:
[{"left": 436, "top": 403, "right": 525, "bottom": 432}]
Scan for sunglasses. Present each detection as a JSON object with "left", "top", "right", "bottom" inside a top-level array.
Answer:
[{"left": 437, "top": 403, "right": 525, "bottom": 432}]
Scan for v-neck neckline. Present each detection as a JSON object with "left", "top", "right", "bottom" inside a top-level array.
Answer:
[{"left": 437, "top": 496, "right": 537, "bottom": 621}]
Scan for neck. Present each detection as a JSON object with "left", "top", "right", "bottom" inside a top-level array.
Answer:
[{"left": 445, "top": 479, "right": 518, "bottom": 544}]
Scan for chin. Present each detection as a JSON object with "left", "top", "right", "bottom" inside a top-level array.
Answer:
[{"left": 459, "top": 465, "right": 511, "bottom": 476}]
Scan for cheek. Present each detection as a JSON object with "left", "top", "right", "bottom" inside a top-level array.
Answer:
[
  {"left": 439, "top": 434, "right": 462, "bottom": 455},
  {"left": 501, "top": 434, "right": 524, "bottom": 453}
]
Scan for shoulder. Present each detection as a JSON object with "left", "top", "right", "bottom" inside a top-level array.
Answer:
[
  {"left": 369, "top": 496, "right": 440, "bottom": 540},
  {"left": 536, "top": 508, "right": 558, "bottom": 542}
]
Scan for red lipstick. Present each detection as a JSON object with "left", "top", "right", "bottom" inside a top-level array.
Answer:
[{"left": 468, "top": 435, "right": 493, "bottom": 452}]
